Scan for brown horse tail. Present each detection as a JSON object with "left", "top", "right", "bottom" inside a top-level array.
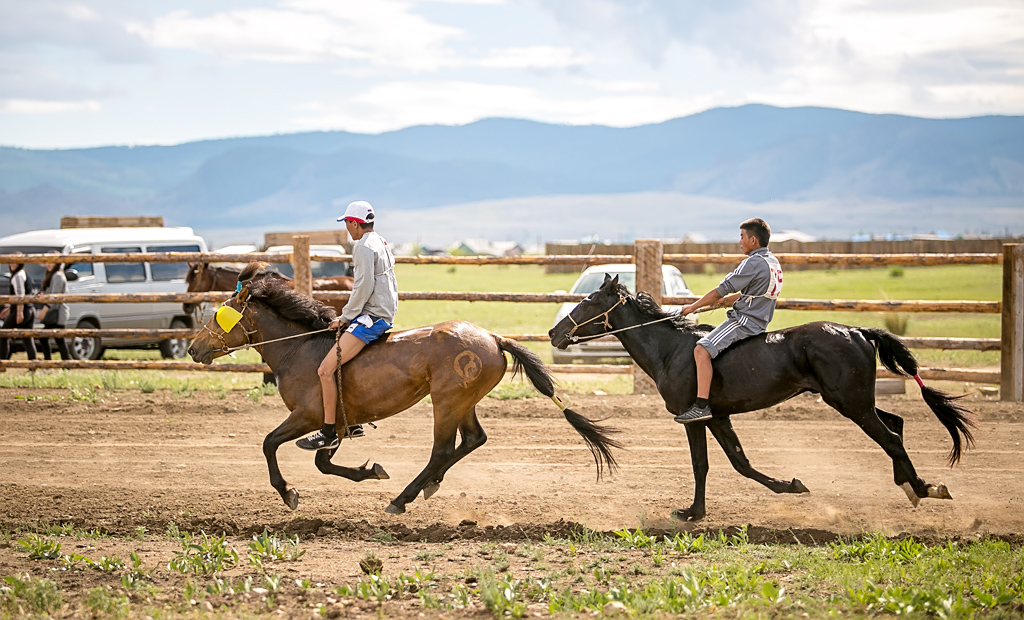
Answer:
[
  {"left": 860, "top": 327, "right": 976, "bottom": 465},
  {"left": 495, "top": 336, "right": 622, "bottom": 479}
]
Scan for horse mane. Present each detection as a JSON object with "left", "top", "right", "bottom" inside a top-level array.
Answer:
[
  {"left": 238, "top": 262, "right": 336, "bottom": 330},
  {"left": 616, "top": 283, "right": 704, "bottom": 333}
]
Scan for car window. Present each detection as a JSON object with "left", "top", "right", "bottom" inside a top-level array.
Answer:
[
  {"left": 148, "top": 244, "right": 201, "bottom": 281},
  {"left": 571, "top": 272, "right": 636, "bottom": 294},
  {"left": 69, "top": 250, "right": 94, "bottom": 278},
  {"left": 102, "top": 247, "right": 146, "bottom": 283}
]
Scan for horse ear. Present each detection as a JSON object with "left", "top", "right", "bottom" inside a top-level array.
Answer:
[
  {"left": 610, "top": 274, "right": 619, "bottom": 287},
  {"left": 237, "top": 286, "right": 250, "bottom": 303}
]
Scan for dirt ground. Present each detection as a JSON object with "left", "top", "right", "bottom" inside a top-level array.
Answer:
[
  {"left": 1, "top": 383, "right": 1022, "bottom": 617},
  {"left": 1, "top": 383, "right": 1022, "bottom": 539}
]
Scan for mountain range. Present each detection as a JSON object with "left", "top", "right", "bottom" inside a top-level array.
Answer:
[{"left": 2, "top": 104, "right": 1022, "bottom": 245}]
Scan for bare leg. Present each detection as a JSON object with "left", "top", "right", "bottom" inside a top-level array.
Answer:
[
  {"left": 693, "top": 344, "right": 712, "bottom": 399},
  {"left": 317, "top": 332, "right": 367, "bottom": 425}
]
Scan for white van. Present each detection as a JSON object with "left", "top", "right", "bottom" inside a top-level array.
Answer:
[{"left": 0, "top": 227, "right": 209, "bottom": 360}]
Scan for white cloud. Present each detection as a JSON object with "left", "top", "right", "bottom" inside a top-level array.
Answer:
[
  {"left": 292, "top": 80, "right": 723, "bottom": 132},
  {"left": 0, "top": 99, "right": 101, "bottom": 114},
  {"left": 478, "top": 46, "right": 592, "bottom": 69},
  {"left": 129, "top": 1, "right": 463, "bottom": 70}
]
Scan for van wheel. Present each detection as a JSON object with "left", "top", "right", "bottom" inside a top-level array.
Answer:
[
  {"left": 160, "top": 319, "right": 190, "bottom": 359},
  {"left": 71, "top": 319, "right": 103, "bottom": 360}
]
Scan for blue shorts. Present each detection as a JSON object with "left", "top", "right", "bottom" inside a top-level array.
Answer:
[
  {"left": 346, "top": 314, "right": 392, "bottom": 344},
  {"left": 696, "top": 318, "right": 763, "bottom": 359}
]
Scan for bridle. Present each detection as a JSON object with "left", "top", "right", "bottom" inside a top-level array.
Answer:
[
  {"left": 565, "top": 294, "right": 627, "bottom": 343},
  {"left": 565, "top": 292, "right": 712, "bottom": 344},
  {"left": 201, "top": 296, "right": 334, "bottom": 354},
  {"left": 201, "top": 298, "right": 260, "bottom": 354}
]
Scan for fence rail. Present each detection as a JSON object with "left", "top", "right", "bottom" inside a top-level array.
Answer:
[
  {"left": 0, "top": 252, "right": 1002, "bottom": 266},
  {"left": 1, "top": 243, "right": 1019, "bottom": 398},
  {"left": 0, "top": 291, "right": 1002, "bottom": 314}
]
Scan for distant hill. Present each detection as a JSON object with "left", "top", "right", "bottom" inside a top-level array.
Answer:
[{"left": 2, "top": 104, "right": 1022, "bottom": 242}]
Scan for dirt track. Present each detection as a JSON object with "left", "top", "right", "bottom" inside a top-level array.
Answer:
[{"left": 1, "top": 386, "right": 1022, "bottom": 540}]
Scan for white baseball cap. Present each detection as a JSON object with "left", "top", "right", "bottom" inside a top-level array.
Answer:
[{"left": 338, "top": 200, "right": 375, "bottom": 224}]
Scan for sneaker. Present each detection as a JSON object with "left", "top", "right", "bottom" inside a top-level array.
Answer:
[
  {"left": 674, "top": 404, "right": 712, "bottom": 424},
  {"left": 295, "top": 430, "right": 340, "bottom": 451},
  {"left": 346, "top": 425, "right": 366, "bottom": 438}
]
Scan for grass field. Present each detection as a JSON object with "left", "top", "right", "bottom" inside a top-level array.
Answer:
[{"left": 0, "top": 263, "right": 1003, "bottom": 393}]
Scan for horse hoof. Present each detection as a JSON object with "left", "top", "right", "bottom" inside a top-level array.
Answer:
[
  {"left": 422, "top": 481, "right": 440, "bottom": 500},
  {"left": 385, "top": 503, "right": 405, "bottom": 515},
  {"left": 791, "top": 478, "right": 810, "bottom": 494},
  {"left": 284, "top": 489, "right": 300, "bottom": 511},
  {"left": 928, "top": 484, "right": 952, "bottom": 500},
  {"left": 901, "top": 482, "right": 921, "bottom": 507},
  {"left": 671, "top": 508, "right": 705, "bottom": 522},
  {"left": 373, "top": 463, "right": 390, "bottom": 480}
]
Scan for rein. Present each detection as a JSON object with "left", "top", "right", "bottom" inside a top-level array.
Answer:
[
  {"left": 203, "top": 300, "right": 332, "bottom": 353},
  {"left": 567, "top": 296, "right": 719, "bottom": 344}
]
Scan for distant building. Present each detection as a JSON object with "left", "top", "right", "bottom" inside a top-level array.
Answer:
[{"left": 449, "top": 238, "right": 523, "bottom": 256}]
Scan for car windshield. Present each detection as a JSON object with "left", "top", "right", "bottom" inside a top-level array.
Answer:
[
  {"left": 0, "top": 245, "right": 63, "bottom": 285},
  {"left": 571, "top": 272, "right": 637, "bottom": 294}
]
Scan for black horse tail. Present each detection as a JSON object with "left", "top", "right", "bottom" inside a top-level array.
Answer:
[
  {"left": 496, "top": 336, "right": 621, "bottom": 479},
  {"left": 860, "top": 327, "right": 977, "bottom": 466}
]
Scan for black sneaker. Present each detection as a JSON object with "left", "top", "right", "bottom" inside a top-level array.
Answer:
[
  {"left": 674, "top": 404, "right": 712, "bottom": 424},
  {"left": 346, "top": 425, "right": 366, "bottom": 438},
  {"left": 296, "top": 430, "right": 340, "bottom": 451}
]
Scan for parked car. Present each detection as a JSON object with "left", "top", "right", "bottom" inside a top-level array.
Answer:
[
  {"left": 263, "top": 244, "right": 352, "bottom": 278},
  {"left": 0, "top": 227, "right": 209, "bottom": 360},
  {"left": 551, "top": 264, "right": 693, "bottom": 364}
]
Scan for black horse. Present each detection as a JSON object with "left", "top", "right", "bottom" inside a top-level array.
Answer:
[{"left": 549, "top": 274, "right": 976, "bottom": 521}]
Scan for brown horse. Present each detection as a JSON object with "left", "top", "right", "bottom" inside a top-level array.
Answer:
[
  {"left": 188, "top": 263, "right": 621, "bottom": 515},
  {"left": 183, "top": 263, "right": 353, "bottom": 315}
]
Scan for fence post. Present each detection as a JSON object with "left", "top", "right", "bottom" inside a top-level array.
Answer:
[
  {"left": 1002, "top": 243, "right": 1023, "bottom": 401},
  {"left": 632, "top": 239, "right": 663, "bottom": 395},
  {"left": 292, "top": 235, "right": 312, "bottom": 297}
]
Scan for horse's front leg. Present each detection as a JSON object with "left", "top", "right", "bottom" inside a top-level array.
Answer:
[
  {"left": 263, "top": 409, "right": 319, "bottom": 510},
  {"left": 313, "top": 449, "right": 389, "bottom": 482},
  {"left": 673, "top": 422, "right": 709, "bottom": 521},
  {"left": 706, "top": 417, "right": 809, "bottom": 494}
]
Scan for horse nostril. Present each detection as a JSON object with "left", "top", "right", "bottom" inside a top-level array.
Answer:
[
  {"left": 548, "top": 328, "right": 555, "bottom": 339},
  {"left": 187, "top": 346, "right": 195, "bottom": 357}
]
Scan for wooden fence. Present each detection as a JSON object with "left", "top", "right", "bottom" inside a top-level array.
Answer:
[{"left": 0, "top": 243, "right": 1020, "bottom": 400}]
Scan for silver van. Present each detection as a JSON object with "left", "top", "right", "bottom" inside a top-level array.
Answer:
[{"left": 0, "top": 227, "right": 209, "bottom": 360}]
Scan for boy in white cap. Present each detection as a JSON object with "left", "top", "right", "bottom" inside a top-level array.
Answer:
[{"left": 296, "top": 200, "right": 399, "bottom": 450}]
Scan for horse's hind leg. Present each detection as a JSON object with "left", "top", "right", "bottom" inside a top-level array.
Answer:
[
  {"left": 706, "top": 417, "right": 810, "bottom": 494},
  {"left": 422, "top": 409, "right": 487, "bottom": 500},
  {"left": 876, "top": 408, "right": 904, "bottom": 439},
  {"left": 824, "top": 393, "right": 942, "bottom": 505},
  {"left": 672, "top": 422, "right": 710, "bottom": 522},
  {"left": 263, "top": 409, "right": 319, "bottom": 510},
  {"left": 386, "top": 427, "right": 458, "bottom": 515}
]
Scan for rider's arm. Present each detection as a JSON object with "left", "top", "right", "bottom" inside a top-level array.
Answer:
[
  {"left": 340, "top": 244, "right": 373, "bottom": 323},
  {"left": 718, "top": 293, "right": 741, "bottom": 307},
  {"left": 681, "top": 289, "right": 723, "bottom": 316}
]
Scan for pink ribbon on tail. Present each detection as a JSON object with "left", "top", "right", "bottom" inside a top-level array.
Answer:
[{"left": 913, "top": 374, "right": 925, "bottom": 388}]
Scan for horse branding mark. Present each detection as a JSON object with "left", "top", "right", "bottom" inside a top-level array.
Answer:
[{"left": 454, "top": 350, "right": 482, "bottom": 387}]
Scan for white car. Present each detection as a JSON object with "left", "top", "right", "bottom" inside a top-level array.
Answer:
[
  {"left": 551, "top": 264, "right": 693, "bottom": 364},
  {"left": 263, "top": 244, "right": 351, "bottom": 279}
]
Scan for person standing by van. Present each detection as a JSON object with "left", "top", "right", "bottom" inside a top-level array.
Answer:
[
  {"left": 0, "top": 257, "right": 38, "bottom": 365},
  {"left": 37, "top": 257, "right": 71, "bottom": 361}
]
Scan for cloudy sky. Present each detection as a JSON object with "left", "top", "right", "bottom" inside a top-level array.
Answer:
[{"left": 2, "top": 0, "right": 1022, "bottom": 149}]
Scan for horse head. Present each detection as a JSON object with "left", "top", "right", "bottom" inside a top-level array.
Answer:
[
  {"left": 549, "top": 274, "right": 627, "bottom": 349},
  {"left": 187, "top": 263, "right": 267, "bottom": 364},
  {"left": 183, "top": 262, "right": 210, "bottom": 315}
]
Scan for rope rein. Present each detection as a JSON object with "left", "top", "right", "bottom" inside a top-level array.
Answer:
[{"left": 568, "top": 298, "right": 722, "bottom": 344}]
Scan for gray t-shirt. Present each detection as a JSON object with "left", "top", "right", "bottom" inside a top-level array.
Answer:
[
  {"left": 715, "top": 247, "right": 783, "bottom": 331},
  {"left": 341, "top": 231, "right": 398, "bottom": 324}
]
